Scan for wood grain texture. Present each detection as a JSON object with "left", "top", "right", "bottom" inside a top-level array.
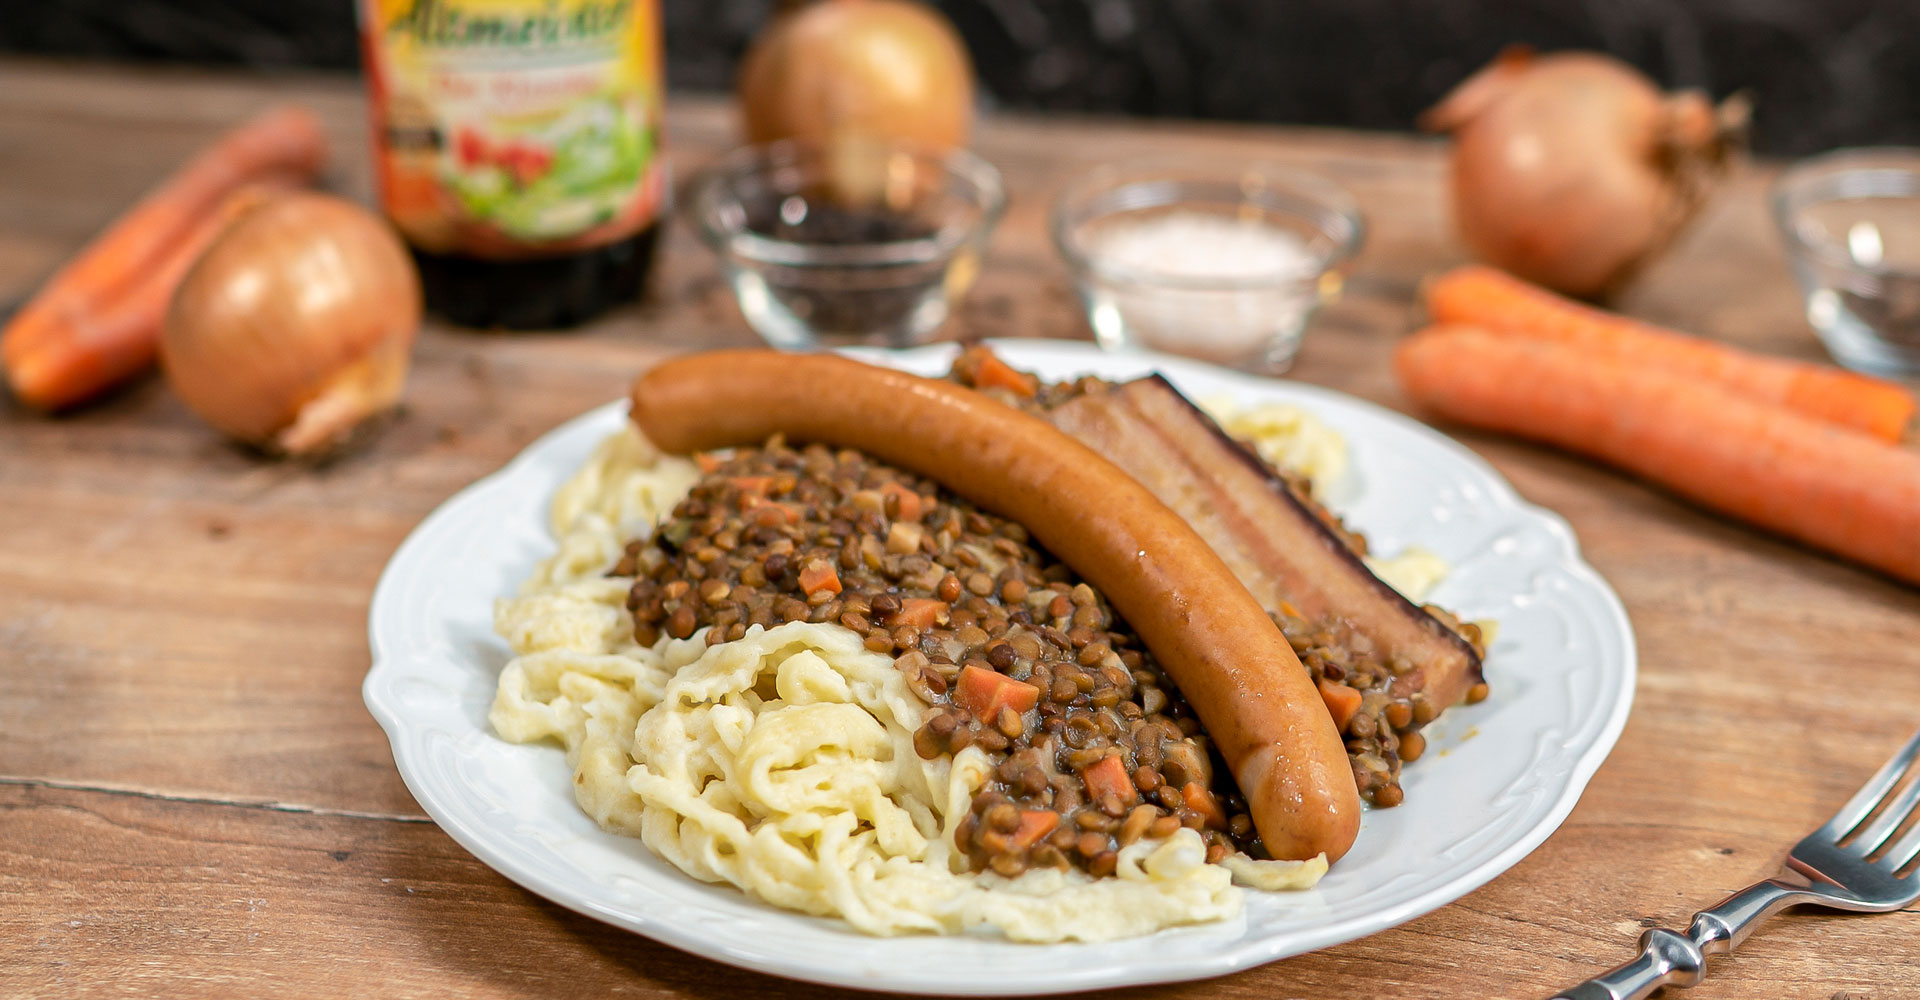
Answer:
[{"left": 1, "top": 57, "right": 1917, "bottom": 998}]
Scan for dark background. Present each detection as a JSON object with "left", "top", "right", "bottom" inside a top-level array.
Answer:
[{"left": 5, "top": 0, "right": 1917, "bottom": 156}]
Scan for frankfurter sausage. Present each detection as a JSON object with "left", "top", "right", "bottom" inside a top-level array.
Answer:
[{"left": 630, "top": 350, "right": 1361, "bottom": 862}]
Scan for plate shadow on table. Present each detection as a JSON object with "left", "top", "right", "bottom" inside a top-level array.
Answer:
[
  {"left": 488, "top": 882, "right": 1283, "bottom": 1000},
  {"left": 373, "top": 832, "right": 1271, "bottom": 1000}
]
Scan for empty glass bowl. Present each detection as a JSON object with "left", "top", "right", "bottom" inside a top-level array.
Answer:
[
  {"left": 1773, "top": 148, "right": 1920, "bottom": 375},
  {"left": 1051, "top": 158, "right": 1364, "bottom": 372},
  {"left": 686, "top": 140, "right": 1005, "bottom": 350}
]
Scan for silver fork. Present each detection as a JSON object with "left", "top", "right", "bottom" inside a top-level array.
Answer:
[{"left": 1551, "top": 727, "right": 1920, "bottom": 1000}]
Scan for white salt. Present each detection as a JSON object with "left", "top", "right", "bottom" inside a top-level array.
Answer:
[
  {"left": 1091, "top": 211, "right": 1315, "bottom": 281},
  {"left": 1079, "top": 210, "right": 1326, "bottom": 370}
]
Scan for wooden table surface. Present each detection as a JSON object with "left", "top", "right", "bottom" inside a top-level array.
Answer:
[{"left": 3, "top": 60, "right": 1916, "bottom": 1000}]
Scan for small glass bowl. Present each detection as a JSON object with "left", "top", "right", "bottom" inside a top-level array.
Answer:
[
  {"left": 1051, "top": 158, "right": 1364, "bottom": 372},
  {"left": 685, "top": 139, "right": 1006, "bottom": 350},
  {"left": 1772, "top": 147, "right": 1920, "bottom": 375}
]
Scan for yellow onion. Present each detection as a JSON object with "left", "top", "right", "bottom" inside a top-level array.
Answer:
[
  {"left": 738, "top": 0, "right": 975, "bottom": 151},
  {"left": 1421, "top": 47, "right": 1749, "bottom": 300},
  {"left": 161, "top": 192, "right": 421, "bottom": 456}
]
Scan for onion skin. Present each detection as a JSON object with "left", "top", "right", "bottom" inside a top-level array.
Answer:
[
  {"left": 1422, "top": 48, "right": 1748, "bottom": 300},
  {"left": 737, "top": 0, "right": 974, "bottom": 151},
  {"left": 161, "top": 192, "right": 421, "bottom": 455}
]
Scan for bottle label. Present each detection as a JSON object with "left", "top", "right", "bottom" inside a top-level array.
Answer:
[{"left": 358, "top": 0, "right": 665, "bottom": 258}]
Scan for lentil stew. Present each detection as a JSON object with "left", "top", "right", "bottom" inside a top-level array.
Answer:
[{"left": 618, "top": 436, "right": 1261, "bottom": 878}]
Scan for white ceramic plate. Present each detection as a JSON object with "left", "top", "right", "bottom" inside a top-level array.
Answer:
[{"left": 364, "top": 339, "right": 1635, "bottom": 995}]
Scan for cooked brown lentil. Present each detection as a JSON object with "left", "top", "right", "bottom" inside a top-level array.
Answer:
[
  {"left": 1270, "top": 607, "right": 1470, "bottom": 806},
  {"left": 616, "top": 435, "right": 1261, "bottom": 877}
]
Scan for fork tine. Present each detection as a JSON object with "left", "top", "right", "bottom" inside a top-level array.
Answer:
[
  {"left": 1848, "top": 761, "right": 1920, "bottom": 855},
  {"left": 1881, "top": 815, "right": 1920, "bottom": 874},
  {"left": 1817, "top": 728, "right": 1920, "bottom": 843}
]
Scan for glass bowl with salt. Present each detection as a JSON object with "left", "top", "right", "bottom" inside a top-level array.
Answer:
[{"left": 1051, "top": 158, "right": 1364, "bottom": 372}]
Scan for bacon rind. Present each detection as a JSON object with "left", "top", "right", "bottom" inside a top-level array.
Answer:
[{"left": 1045, "top": 376, "right": 1485, "bottom": 711}]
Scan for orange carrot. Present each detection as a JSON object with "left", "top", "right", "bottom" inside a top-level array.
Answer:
[
  {"left": 6, "top": 181, "right": 293, "bottom": 412},
  {"left": 973, "top": 350, "right": 1038, "bottom": 397},
  {"left": 1008, "top": 809, "right": 1060, "bottom": 850},
  {"left": 1396, "top": 325, "right": 1920, "bottom": 585},
  {"left": 956, "top": 343, "right": 1039, "bottom": 398},
  {"left": 1424, "top": 265, "right": 1917, "bottom": 443},
  {"left": 726, "top": 476, "right": 774, "bottom": 502},
  {"left": 1080, "top": 754, "right": 1137, "bottom": 806},
  {"left": 954, "top": 665, "right": 1039, "bottom": 721},
  {"left": 2, "top": 106, "right": 327, "bottom": 410},
  {"left": 1316, "top": 679, "right": 1363, "bottom": 731},
  {"left": 695, "top": 452, "right": 727, "bottom": 474},
  {"left": 893, "top": 597, "right": 948, "bottom": 630},
  {"left": 797, "top": 559, "right": 842, "bottom": 596},
  {"left": 746, "top": 501, "right": 803, "bottom": 528},
  {"left": 880, "top": 481, "right": 923, "bottom": 522},
  {"left": 1181, "top": 782, "right": 1227, "bottom": 830}
]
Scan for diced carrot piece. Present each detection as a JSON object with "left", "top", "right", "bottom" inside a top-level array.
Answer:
[
  {"left": 1008, "top": 809, "right": 1059, "bottom": 850},
  {"left": 797, "top": 559, "right": 841, "bottom": 596},
  {"left": 953, "top": 665, "right": 995, "bottom": 716},
  {"left": 695, "top": 452, "right": 726, "bottom": 474},
  {"left": 744, "top": 498, "right": 802, "bottom": 527},
  {"left": 1080, "top": 754, "right": 1137, "bottom": 807},
  {"left": 955, "top": 665, "right": 1039, "bottom": 721},
  {"left": 880, "top": 480, "right": 923, "bottom": 522},
  {"left": 972, "top": 350, "right": 1038, "bottom": 398},
  {"left": 991, "top": 678, "right": 1039, "bottom": 717},
  {"left": 1181, "top": 782, "right": 1227, "bottom": 830},
  {"left": 727, "top": 476, "right": 773, "bottom": 500},
  {"left": 894, "top": 597, "right": 948, "bottom": 629},
  {"left": 1317, "top": 679, "right": 1363, "bottom": 731}
]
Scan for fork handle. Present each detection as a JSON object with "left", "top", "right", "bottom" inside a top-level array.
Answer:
[{"left": 1549, "top": 878, "right": 1813, "bottom": 1000}]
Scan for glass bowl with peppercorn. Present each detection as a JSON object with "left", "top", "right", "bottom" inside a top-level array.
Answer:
[{"left": 687, "top": 138, "right": 1006, "bottom": 349}]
